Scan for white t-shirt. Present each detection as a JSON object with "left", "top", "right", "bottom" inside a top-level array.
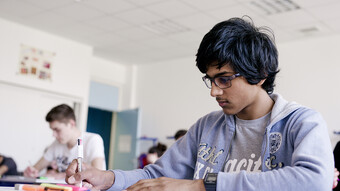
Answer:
[{"left": 43, "top": 132, "right": 106, "bottom": 172}]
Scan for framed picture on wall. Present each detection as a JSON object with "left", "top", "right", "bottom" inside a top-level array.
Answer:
[{"left": 18, "top": 44, "right": 55, "bottom": 81}]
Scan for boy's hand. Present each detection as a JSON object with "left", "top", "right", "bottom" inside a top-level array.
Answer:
[
  {"left": 65, "top": 159, "right": 115, "bottom": 190},
  {"left": 333, "top": 168, "right": 339, "bottom": 189},
  {"left": 23, "top": 166, "right": 39, "bottom": 178},
  {"left": 126, "top": 177, "right": 205, "bottom": 191}
]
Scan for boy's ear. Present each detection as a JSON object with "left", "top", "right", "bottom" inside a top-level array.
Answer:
[{"left": 68, "top": 119, "right": 76, "bottom": 127}]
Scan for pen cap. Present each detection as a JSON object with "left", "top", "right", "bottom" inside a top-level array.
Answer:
[{"left": 77, "top": 138, "right": 83, "bottom": 158}]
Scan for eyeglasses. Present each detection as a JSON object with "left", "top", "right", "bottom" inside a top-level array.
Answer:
[{"left": 202, "top": 73, "right": 241, "bottom": 89}]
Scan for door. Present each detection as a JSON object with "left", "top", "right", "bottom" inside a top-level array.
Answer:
[
  {"left": 111, "top": 108, "right": 140, "bottom": 170},
  {"left": 86, "top": 107, "right": 112, "bottom": 169}
]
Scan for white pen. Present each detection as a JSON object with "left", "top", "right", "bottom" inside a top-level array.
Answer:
[{"left": 77, "top": 137, "right": 83, "bottom": 187}]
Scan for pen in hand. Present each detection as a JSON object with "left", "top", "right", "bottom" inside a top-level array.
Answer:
[{"left": 77, "top": 137, "right": 83, "bottom": 187}]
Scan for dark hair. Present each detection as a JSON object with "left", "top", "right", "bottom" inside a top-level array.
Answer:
[
  {"left": 45, "top": 104, "right": 76, "bottom": 123},
  {"left": 196, "top": 16, "right": 279, "bottom": 94},
  {"left": 174, "top": 129, "right": 187, "bottom": 140},
  {"left": 148, "top": 143, "right": 167, "bottom": 157}
]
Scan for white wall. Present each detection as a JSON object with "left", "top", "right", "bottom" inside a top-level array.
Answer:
[
  {"left": 276, "top": 34, "right": 340, "bottom": 148},
  {"left": 0, "top": 83, "right": 74, "bottom": 171},
  {"left": 90, "top": 56, "right": 134, "bottom": 110},
  {"left": 1, "top": 15, "right": 340, "bottom": 170},
  {"left": 0, "top": 18, "right": 92, "bottom": 170},
  {"left": 135, "top": 35, "right": 340, "bottom": 151},
  {"left": 0, "top": 18, "right": 92, "bottom": 130},
  {"left": 135, "top": 57, "right": 220, "bottom": 150}
]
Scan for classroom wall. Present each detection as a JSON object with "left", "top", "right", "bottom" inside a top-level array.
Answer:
[
  {"left": 1, "top": 16, "right": 340, "bottom": 170},
  {"left": 0, "top": 18, "right": 92, "bottom": 130},
  {"left": 0, "top": 18, "right": 92, "bottom": 171},
  {"left": 134, "top": 34, "right": 340, "bottom": 151},
  {"left": 135, "top": 57, "right": 220, "bottom": 150},
  {"left": 90, "top": 56, "right": 134, "bottom": 111},
  {"left": 275, "top": 34, "right": 340, "bottom": 148}
]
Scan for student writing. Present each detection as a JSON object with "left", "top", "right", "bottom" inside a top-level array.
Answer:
[
  {"left": 65, "top": 17, "right": 333, "bottom": 191},
  {"left": 24, "top": 104, "right": 106, "bottom": 179}
]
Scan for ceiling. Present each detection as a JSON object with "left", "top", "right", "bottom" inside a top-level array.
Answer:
[{"left": 0, "top": 0, "right": 340, "bottom": 65}]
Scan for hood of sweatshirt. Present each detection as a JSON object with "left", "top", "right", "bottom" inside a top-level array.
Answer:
[{"left": 269, "top": 93, "right": 302, "bottom": 126}]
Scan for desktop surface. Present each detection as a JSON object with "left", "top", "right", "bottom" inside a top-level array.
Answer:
[{"left": 0, "top": 176, "right": 65, "bottom": 187}]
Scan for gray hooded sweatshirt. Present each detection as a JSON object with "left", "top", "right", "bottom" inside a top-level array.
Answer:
[{"left": 109, "top": 93, "right": 333, "bottom": 191}]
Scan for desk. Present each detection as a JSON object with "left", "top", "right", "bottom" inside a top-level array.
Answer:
[{"left": 0, "top": 176, "right": 65, "bottom": 187}]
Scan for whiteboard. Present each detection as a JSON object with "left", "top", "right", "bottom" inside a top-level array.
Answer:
[{"left": 0, "top": 82, "right": 76, "bottom": 172}]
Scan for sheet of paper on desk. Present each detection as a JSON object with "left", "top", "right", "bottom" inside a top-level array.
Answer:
[
  {"left": 0, "top": 176, "right": 36, "bottom": 184},
  {"left": 0, "top": 187, "right": 14, "bottom": 191},
  {"left": 35, "top": 178, "right": 66, "bottom": 184},
  {"left": 12, "top": 183, "right": 88, "bottom": 191}
]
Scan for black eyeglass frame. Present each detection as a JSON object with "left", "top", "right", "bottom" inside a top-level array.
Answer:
[{"left": 202, "top": 73, "right": 241, "bottom": 89}]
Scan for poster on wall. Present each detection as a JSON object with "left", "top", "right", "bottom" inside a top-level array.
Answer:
[{"left": 18, "top": 44, "right": 55, "bottom": 81}]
